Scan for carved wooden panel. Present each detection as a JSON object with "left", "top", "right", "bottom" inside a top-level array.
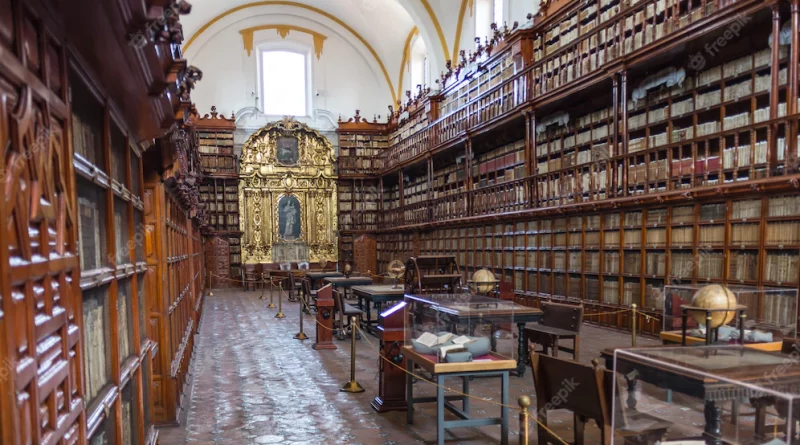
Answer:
[{"left": 0, "top": 8, "right": 81, "bottom": 444}]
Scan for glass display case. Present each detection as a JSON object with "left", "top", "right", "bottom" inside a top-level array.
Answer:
[
  {"left": 662, "top": 284, "right": 798, "bottom": 344},
  {"left": 404, "top": 293, "right": 520, "bottom": 364},
  {"left": 611, "top": 346, "right": 800, "bottom": 444}
]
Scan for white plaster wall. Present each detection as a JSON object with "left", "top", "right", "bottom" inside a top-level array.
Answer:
[{"left": 188, "top": 14, "right": 393, "bottom": 126}]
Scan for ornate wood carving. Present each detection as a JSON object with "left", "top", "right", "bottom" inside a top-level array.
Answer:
[
  {"left": 0, "top": 16, "right": 82, "bottom": 444},
  {"left": 239, "top": 117, "right": 338, "bottom": 264}
]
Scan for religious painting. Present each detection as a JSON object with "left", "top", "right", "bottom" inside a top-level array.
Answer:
[
  {"left": 278, "top": 195, "right": 301, "bottom": 240},
  {"left": 276, "top": 136, "right": 299, "bottom": 166}
]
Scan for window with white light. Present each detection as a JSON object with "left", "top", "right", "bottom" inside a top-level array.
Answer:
[
  {"left": 475, "top": 0, "right": 493, "bottom": 42},
  {"left": 493, "top": 0, "right": 504, "bottom": 25},
  {"left": 261, "top": 50, "right": 307, "bottom": 116},
  {"left": 409, "top": 36, "right": 428, "bottom": 90}
]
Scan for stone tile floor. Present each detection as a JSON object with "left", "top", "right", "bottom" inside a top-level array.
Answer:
[{"left": 158, "top": 289, "right": 660, "bottom": 445}]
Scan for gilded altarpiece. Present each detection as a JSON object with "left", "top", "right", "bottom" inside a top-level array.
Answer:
[{"left": 239, "top": 118, "right": 338, "bottom": 263}]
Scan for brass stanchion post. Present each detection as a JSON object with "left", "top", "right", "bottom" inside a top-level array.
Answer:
[
  {"left": 631, "top": 304, "right": 637, "bottom": 347},
  {"left": 267, "top": 274, "right": 276, "bottom": 308},
  {"left": 341, "top": 316, "right": 365, "bottom": 393},
  {"left": 275, "top": 283, "right": 286, "bottom": 319},
  {"left": 294, "top": 291, "right": 309, "bottom": 340},
  {"left": 519, "top": 395, "right": 531, "bottom": 445}
]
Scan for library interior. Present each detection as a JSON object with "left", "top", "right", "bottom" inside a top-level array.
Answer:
[{"left": 4, "top": 0, "right": 800, "bottom": 444}]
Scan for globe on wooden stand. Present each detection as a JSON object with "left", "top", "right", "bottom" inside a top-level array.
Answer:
[
  {"left": 681, "top": 284, "right": 747, "bottom": 345},
  {"left": 468, "top": 268, "right": 498, "bottom": 295},
  {"left": 387, "top": 259, "right": 406, "bottom": 289}
]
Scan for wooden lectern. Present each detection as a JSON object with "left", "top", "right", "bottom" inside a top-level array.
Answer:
[
  {"left": 312, "top": 284, "right": 336, "bottom": 350},
  {"left": 372, "top": 301, "right": 407, "bottom": 412}
]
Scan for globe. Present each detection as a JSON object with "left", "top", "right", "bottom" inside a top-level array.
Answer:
[
  {"left": 319, "top": 258, "right": 328, "bottom": 269},
  {"left": 388, "top": 260, "right": 406, "bottom": 278},
  {"left": 470, "top": 269, "right": 498, "bottom": 294},
  {"left": 689, "top": 284, "right": 738, "bottom": 328}
]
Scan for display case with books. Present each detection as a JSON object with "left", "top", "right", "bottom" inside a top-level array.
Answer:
[
  {"left": 403, "top": 293, "right": 521, "bottom": 366},
  {"left": 662, "top": 284, "right": 798, "bottom": 345},
  {"left": 611, "top": 346, "right": 800, "bottom": 445}
]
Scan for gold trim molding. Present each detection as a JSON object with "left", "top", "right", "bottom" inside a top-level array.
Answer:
[
  {"left": 240, "top": 25, "right": 327, "bottom": 58},
  {"left": 419, "top": 0, "right": 450, "bottom": 62},
  {"left": 453, "top": 0, "right": 470, "bottom": 62},
  {"left": 181, "top": 1, "right": 397, "bottom": 103}
]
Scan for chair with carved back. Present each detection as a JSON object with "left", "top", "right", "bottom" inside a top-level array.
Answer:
[
  {"left": 525, "top": 301, "right": 584, "bottom": 360},
  {"left": 332, "top": 286, "right": 362, "bottom": 340},
  {"left": 529, "top": 349, "right": 668, "bottom": 445},
  {"left": 242, "top": 264, "right": 261, "bottom": 292}
]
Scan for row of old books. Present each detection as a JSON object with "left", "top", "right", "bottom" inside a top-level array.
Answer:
[
  {"left": 117, "top": 283, "right": 131, "bottom": 361},
  {"left": 72, "top": 113, "right": 103, "bottom": 166},
  {"left": 730, "top": 251, "right": 759, "bottom": 281},
  {"left": 769, "top": 195, "right": 800, "bottom": 217},
  {"left": 83, "top": 290, "right": 109, "bottom": 405},
  {"left": 731, "top": 223, "right": 760, "bottom": 245},
  {"left": 766, "top": 221, "right": 800, "bottom": 245}
]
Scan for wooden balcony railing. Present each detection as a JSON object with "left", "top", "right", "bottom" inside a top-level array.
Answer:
[
  {"left": 472, "top": 178, "right": 530, "bottom": 216},
  {"left": 431, "top": 191, "right": 469, "bottom": 221}
]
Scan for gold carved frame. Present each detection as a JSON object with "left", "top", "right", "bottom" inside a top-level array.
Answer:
[{"left": 239, "top": 117, "right": 338, "bottom": 263}]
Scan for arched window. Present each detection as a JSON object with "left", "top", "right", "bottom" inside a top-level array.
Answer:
[
  {"left": 475, "top": 0, "right": 504, "bottom": 42},
  {"left": 260, "top": 50, "right": 309, "bottom": 116},
  {"left": 409, "top": 36, "right": 428, "bottom": 90}
]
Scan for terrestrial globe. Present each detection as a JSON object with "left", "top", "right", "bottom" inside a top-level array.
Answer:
[
  {"left": 469, "top": 268, "right": 498, "bottom": 294},
  {"left": 688, "top": 284, "right": 738, "bottom": 328}
]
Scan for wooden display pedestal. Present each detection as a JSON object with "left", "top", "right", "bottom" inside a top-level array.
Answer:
[
  {"left": 372, "top": 302, "right": 407, "bottom": 412},
  {"left": 313, "top": 284, "right": 336, "bottom": 350}
]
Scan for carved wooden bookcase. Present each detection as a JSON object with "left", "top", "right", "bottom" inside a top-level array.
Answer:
[
  {"left": 0, "top": 1, "right": 205, "bottom": 444},
  {"left": 196, "top": 107, "right": 241, "bottom": 287}
]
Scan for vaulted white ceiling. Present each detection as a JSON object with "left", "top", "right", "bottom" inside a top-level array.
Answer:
[{"left": 181, "top": 0, "right": 452, "bottom": 104}]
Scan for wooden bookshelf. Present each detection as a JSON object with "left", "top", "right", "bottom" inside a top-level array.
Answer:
[
  {"left": 335, "top": 0, "right": 800, "bottom": 334},
  {"left": 196, "top": 107, "right": 242, "bottom": 287}
]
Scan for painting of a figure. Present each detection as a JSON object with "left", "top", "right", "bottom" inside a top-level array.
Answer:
[
  {"left": 278, "top": 196, "right": 301, "bottom": 240},
  {"left": 276, "top": 136, "right": 299, "bottom": 166}
]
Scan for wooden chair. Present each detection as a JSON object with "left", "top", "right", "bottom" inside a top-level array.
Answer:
[
  {"left": 301, "top": 277, "right": 317, "bottom": 313},
  {"left": 333, "top": 287, "right": 362, "bottom": 340},
  {"left": 529, "top": 349, "right": 668, "bottom": 445},
  {"left": 288, "top": 272, "right": 303, "bottom": 301},
  {"left": 242, "top": 264, "right": 261, "bottom": 291},
  {"left": 525, "top": 301, "right": 583, "bottom": 360}
]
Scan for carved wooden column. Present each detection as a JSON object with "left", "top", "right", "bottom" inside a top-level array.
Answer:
[
  {"left": 620, "top": 71, "right": 629, "bottom": 196},
  {"left": 466, "top": 136, "right": 474, "bottom": 216},
  {"left": 398, "top": 170, "right": 404, "bottom": 225},
  {"left": 769, "top": 5, "right": 781, "bottom": 174},
  {"left": 789, "top": 0, "right": 800, "bottom": 170},
  {"left": 612, "top": 75, "right": 620, "bottom": 196},
  {"left": 427, "top": 155, "right": 434, "bottom": 222}
]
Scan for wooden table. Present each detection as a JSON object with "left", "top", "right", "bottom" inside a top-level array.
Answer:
[
  {"left": 306, "top": 271, "right": 343, "bottom": 289},
  {"left": 601, "top": 346, "right": 800, "bottom": 444},
  {"left": 407, "top": 294, "right": 542, "bottom": 377},
  {"left": 404, "top": 346, "right": 514, "bottom": 445},
  {"left": 324, "top": 276, "right": 373, "bottom": 300},
  {"left": 351, "top": 285, "right": 405, "bottom": 335}
]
